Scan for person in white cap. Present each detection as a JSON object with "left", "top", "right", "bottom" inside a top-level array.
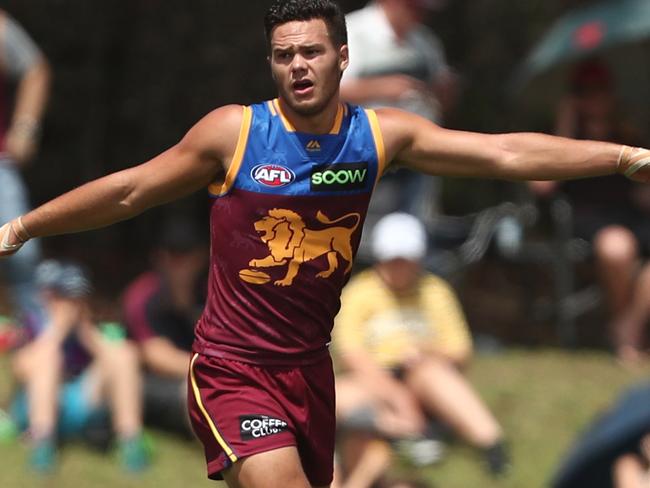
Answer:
[{"left": 333, "top": 212, "right": 508, "bottom": 480}]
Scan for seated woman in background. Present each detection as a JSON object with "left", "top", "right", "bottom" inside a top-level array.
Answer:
[{"left": 332, "top": 213, "right": 508, "bottom": 488}]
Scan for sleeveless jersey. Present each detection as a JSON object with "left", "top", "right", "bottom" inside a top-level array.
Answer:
[{"left": 193, "top": 99, "right": 386, "bottom": 365}]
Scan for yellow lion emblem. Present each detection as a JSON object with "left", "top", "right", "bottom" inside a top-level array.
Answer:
[{"left": 246, "top": 208, "right": 361, "bottom": 286}]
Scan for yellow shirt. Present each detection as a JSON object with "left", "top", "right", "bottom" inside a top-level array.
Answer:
[{"left": 333, "top": 268, "right": 472, "bottom": 368}]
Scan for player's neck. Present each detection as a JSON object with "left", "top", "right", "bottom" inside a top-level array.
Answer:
[{"left": 277, "top": 96, "right": 342, "bottom": 134}]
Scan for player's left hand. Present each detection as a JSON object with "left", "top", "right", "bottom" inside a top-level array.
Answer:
[{"left": 617, "top": 146, "right": 650, "bottom": 182}]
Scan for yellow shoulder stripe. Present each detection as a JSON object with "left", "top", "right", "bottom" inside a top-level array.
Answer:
[
  {"left": 328, "top": 104, "right": 345, "bottom": 135},
  {"left": 273, "top": 99, "right": 296, "bottom": 132},
  {"left": 209, "top": 105, "right": 253, "bottom": 197},
  {"left": 365, "top": 109, "right": 386, "bottom": 184}
]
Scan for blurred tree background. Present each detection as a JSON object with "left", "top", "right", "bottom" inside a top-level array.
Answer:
[{"left": 0, "top": 0, "right": 589, "bottom": 297}]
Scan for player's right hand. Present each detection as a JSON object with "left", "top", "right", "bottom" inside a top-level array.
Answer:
[{"left": 0, "top": 221, "right": 25, "bottom": 258}]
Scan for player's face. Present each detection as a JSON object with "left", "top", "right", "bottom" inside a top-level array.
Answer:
[{"left": 269, "top": 19, "right": 349, "bottom": 116}]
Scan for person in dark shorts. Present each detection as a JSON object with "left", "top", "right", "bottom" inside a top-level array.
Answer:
[
  {"left": 2, "top": 1, "right": 650, "bottom": 486},
  {"left": 122, "top": 216, "right": 208, "bottom": 437}
]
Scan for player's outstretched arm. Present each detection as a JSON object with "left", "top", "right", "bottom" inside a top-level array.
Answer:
[
  {"left": 375, "top": 108, "right": 650, "bottom": 182},
  {"left": 0, "top": 104, "right": 243, "bottom": 257}
]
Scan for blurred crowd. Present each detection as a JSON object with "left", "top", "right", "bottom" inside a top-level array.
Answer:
[{"left": 0, "top": 1, "right": 650, "bottom": 487}]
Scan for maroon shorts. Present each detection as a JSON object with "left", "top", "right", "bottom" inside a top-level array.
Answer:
[{"left": 187, "top": 353, "right": 335, "bottom": 485}]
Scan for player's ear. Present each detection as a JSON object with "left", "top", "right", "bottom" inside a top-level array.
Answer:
[{"left": 339, "top": 44, "right": 349, "bottom": 72}]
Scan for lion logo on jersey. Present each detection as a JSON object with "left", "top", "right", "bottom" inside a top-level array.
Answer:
[{"left": 244, "top": 208, "right": 361, "bottom": 287}]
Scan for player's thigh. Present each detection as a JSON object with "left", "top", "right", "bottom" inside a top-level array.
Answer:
[{"left": 222, "top": 445, "right": 312, "bottom": 488}]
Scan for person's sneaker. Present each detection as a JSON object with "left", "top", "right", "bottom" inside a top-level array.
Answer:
[
  {"left": 29, "top": 436, "right": 56, "bottom": 474},
  {"left": 483, "top": 440, "right": 511, "bottom": 477},
  {"left": 118, "top": 433, "right": 151, "bottom": 473},
  {"left": 395, "top": 437, "right": 446, "bottom": 466}
]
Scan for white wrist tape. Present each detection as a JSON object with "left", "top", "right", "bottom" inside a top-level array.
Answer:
[
  {"left": 617, "top": 145, "right": 650, "bottom": 178},
  {"left": 0, "top": 222, "right": 24, "bottom": 253}
]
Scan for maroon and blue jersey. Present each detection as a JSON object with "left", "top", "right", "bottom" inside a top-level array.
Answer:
[{"left": 193, "top": 99, "right": 386, "bottom": 365}]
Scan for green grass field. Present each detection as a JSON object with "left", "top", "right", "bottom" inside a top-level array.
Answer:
[{"left": 0, "top": 349, "right": 648, "bottom": 488}]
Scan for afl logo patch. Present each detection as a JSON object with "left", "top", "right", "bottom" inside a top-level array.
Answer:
[{"left": 251, "top": 164, "right": 295, "bottom": 187}]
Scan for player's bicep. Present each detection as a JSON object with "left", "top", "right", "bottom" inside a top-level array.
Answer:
[
  {"left": 123, "top": 105, "right": 241, "bottom": 210},
  {"left": 377, "top": 108, "right": 504, "bottom": 177},
  {"left": 125, "top": 142, "right": 222, "bottom": 210}
]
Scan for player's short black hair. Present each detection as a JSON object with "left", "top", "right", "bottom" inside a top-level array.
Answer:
[{"left": 264, "top": 0, "right": 347, "bottom": 49}]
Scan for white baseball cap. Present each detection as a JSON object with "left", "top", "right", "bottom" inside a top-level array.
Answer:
[{"left": 371, "top": 212, "right": 427, "bottom": 262}]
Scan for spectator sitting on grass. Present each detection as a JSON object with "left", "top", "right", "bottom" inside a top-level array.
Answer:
[
  {"left": 8, "top": 259, "right": 149, "bottom": 473},
  {"left": 333, "top": 213, "right": 508, "bottom": 481},
  {"left": 122, "top": 216, "right": 208, "bottom": 438}
]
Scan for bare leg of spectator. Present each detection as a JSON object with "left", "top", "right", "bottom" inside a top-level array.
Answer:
[
  {"left": 611, "top": 264, "right": 650, "bottom": 365},
  {"left": 336, "top": 375, "right": 422, "bottom": 439},
  {"left": 593, "top": 226, "right": 641, "bottom": 356},
  {"left": 11, "top": 338, "right": 62, "bottom": 471},
  {"left": 404, "top": 355, "right": 502, "bottom": 448},
  {"left": 87, "top": 338, "right": 143, "bottom": 438},
  {"left": 612, "top": 453, "right": 647, "bottom": 488},
  {"left": 331, "top": 458, "right": 343, "bottom": 488},
  {"left": 335, "top": 375, "right": 412, "bottom": 488},
  {"left": 338, "top": 434, "right": 392, "bottom": 488},
  {"left": 84, "top": 336, "right": 149, "bottom": 471},
  {"left": 12, "top": 339, "right": 62, "bottom": 439}
]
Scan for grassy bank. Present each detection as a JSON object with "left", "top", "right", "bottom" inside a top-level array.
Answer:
[{"left": 0, "top": 349, "right": 648, "bottom": 488}]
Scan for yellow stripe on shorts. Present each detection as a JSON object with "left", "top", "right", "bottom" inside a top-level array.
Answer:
[{"left": 190, "top": 353, "right": 238, "bottom": 463}]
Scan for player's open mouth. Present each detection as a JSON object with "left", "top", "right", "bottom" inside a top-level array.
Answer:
[{"left": 292, "top": 80, "right": 314, "bottom": 95}]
